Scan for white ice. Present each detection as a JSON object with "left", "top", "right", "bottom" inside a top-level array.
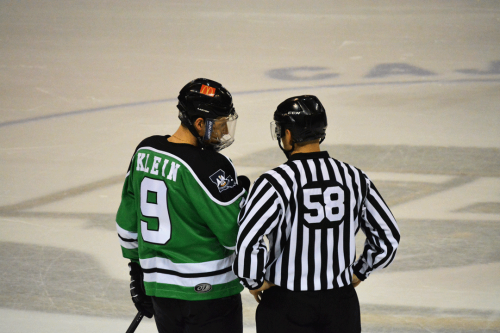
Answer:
[{"left": 1, "top": 1, "right": 499, "bottom": 332}]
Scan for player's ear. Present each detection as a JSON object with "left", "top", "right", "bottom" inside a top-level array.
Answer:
[{"left": 193, "top": 118, "right": 205, "bottom": 136}]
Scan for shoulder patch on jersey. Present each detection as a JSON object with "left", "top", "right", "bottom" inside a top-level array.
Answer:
[{"left": 210, "top": 169, "right": 236, "bottom": 193}]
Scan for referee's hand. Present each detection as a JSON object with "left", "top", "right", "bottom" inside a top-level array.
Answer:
[
  {"left": 352, "top": 274, "right": 362, "bottom": 288},
  {"left": 249, "top": 280, "right": 276, "bottom": 303}
]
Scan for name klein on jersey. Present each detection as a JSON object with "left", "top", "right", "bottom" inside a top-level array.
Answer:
[{"left": 136, "top": 152, "right": 181, "bottom": 181}]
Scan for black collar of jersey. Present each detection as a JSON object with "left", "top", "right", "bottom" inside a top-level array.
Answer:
[{"left": 288, "top": 151, "right": 330, "bottom": 161}]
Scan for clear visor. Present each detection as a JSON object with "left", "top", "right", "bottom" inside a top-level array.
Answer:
[
  {"left": 270, "top": 121, "right": 281, "bottom": 140},
  {"left": 204, "top": 113, "right": 238, "bottom": 151}
]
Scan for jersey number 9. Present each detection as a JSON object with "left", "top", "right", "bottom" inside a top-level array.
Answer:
[{"left": 140, "top": 177, "right": 172, "bottom": 245}]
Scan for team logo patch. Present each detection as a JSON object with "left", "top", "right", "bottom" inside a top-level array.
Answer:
[
  {"left": 210, "top": 169, "right": 236, "bottom": 192},
  {"left": 194, "top": 283, "right": 212, "bottom": 293},
  {"left": 200, "top": 84, "right": 216, "bottom": 97}
]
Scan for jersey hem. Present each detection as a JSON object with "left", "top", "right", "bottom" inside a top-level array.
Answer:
[{"left": 145, "top": 281, "right": 244, "bottom": 301}]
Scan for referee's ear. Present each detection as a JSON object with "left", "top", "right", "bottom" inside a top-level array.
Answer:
[{"left": 282, "top": 129, "right": 294, "bottom": 150}]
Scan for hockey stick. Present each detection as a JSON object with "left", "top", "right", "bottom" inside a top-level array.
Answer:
[{"left": 126, "top": 311, "right": 144, "bottom": 333}]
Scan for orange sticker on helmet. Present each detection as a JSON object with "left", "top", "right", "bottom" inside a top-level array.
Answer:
[{"left": 200, "top": 84, "right": 216, "bottom": 97}]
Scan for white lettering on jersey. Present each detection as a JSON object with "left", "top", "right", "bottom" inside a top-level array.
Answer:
[
  {"left": 167, "top": 162, "right": 181, "bottom": 182},
  {"left": 143, "top": 154, "right": 150, "bottom": 172},
  {"left": 137, "top": 153, "right": 150, "bottom": 172},
  {"left": 137, "top": 152, "right": 179, "bottom": 182},
  {"left": 151, "top": 156, "right": 162, "bottom": 175},
  {"left": 162, "top": 159, "right": 170, "bottom": 177}
]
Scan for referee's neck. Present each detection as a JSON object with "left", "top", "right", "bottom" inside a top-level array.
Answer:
[{"left": 291, "top": 142, "right": 321, "bottom": 155}]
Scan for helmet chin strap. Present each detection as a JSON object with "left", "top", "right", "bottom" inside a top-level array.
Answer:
[
  {"left": 188, "top": 121, "right": 212, "bottom": 150},
  {"left": 200, "top": 119, "right": 216, "bottom": 151}
]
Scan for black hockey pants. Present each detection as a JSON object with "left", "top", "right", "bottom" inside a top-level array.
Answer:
[
  {"left": 256, "top": 285, "right": 361, "bottom": 333},
  {"left": 152, "top": 293, "right": 242, "bottom": 333}
]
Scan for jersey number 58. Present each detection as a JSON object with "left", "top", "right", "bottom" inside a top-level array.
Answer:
[{"left": 300, "top": 181, "right": 346, "bottom": 229}]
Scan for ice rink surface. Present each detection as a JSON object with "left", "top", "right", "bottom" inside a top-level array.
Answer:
[{"left": 1, "top": 1, "right": 499, "bottom": 332}]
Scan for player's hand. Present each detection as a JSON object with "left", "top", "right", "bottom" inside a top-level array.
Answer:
[
  {"left": 352, "top": 273, "right": 361, "bottom": 288},
  {"left": 249, "top": 280, "right": 276, "bottom": 303},
  {"left": 237, "top": 175, "right": 250, "bottom": 192},
  {"left": 129, "top": 262, "right": 154, "bottom": 318}
]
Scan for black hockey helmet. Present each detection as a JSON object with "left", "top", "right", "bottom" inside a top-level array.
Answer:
[
  {"left": 177, "top": 78, "right": 238, "bottom": 151},
  {"left": 271, "top": 95, "right": 327, "bottom": 143},
  {"left": 177, "top": 78, "right": 235, "bottom": 122}
]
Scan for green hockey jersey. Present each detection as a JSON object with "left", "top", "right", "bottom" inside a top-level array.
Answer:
[{"left": 116, "top": 135, "right": 246, "bottom": 300}]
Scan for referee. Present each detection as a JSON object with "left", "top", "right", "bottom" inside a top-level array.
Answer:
[{"left": 233, "top": 95, "right": 400, "bottom": 333}]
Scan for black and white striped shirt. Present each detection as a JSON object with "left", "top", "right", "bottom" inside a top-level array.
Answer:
[{"left": 234, "top": 151, "right": 400, "bottom": 291}]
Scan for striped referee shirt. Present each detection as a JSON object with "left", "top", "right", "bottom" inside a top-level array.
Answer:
[{"left": 234, "top": 151, "right": 400, "bottom": 291}]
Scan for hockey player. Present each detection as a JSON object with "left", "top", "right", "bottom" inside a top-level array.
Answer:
[
  {"left": 116, "top": 78, "right": 249, "bottom": 333},
  {"left": 234, "top": 95, "right": 400, "bottom": 333}
]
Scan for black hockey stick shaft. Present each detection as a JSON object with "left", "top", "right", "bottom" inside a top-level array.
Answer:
[{"left": 126, "top": 311, "right": 144, "bottom": 333}]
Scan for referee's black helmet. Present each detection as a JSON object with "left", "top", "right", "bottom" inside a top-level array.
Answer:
[{"left": 271, "top": 95, "right": 327, "bottom": 143}]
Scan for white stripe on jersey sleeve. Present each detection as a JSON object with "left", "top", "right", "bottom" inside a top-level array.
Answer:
[
  {"left": 119, "top": 239, "right": 138, "bottom": 250},
  {"left": 236, "top": 178, "right": 283, "bottom": 285},
  {"left": 116, "top": 223, "right": 138, "bottom": 249}
]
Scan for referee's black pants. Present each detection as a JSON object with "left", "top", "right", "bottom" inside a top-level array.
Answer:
[
  {"left": 152, "top": 293, "right": 242, "bottom": 333},
  {"left": 256, "top": 285, "right": 361, "bottom": 333}
]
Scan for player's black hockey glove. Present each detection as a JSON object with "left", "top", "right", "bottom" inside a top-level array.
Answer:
[
  {"left": 128, "top": 262, "right": 154, "bottom": 318},
  {"left": 238, "top": 175, "right": 250, "bottom": 192}
]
